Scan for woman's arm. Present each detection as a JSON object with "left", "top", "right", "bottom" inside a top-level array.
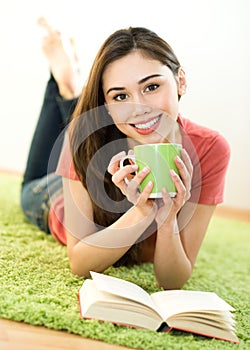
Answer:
[
  {"left": 153, "top": 203, "right": 216, "bottom": 290},
  {"left": 153, "top": 136, "right": 230, "bottom": 289},
  {"left": 63, "top": 178, "right": 156, "bottom": 277},
  {"left": 108, "top": 148, "right": 214, "bottom": 289}
]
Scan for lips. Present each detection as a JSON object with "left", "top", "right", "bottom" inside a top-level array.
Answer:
[{"left": 132, "top": 115, "right": 161, "bottom": 134}]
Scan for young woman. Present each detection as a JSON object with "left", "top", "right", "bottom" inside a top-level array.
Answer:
[{"left": 21, "top": 21, "right": 230, "bottom": 290}]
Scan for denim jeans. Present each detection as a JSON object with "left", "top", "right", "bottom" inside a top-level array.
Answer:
[
  {"left": 20, "top": 174, "right": 62, "bottom": 233},
  {"left": 20, "top": 74, "right": 77, "bottom": 233}
]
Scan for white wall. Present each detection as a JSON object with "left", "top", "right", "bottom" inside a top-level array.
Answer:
[{"left": 1, "top": 0, "right": 249, "bottom": 210}]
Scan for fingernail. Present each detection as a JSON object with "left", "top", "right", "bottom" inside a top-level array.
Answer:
[
  {"left": 162, "top": 187, "right": 167, "bottom": 194},
  {"left": 170, "top": 169, "right": 177, "bottom": 176},
  {"left": 132, "top": 164, "right": 138, "bottom": 170},
  {"left": 176, "top": 156, "right": 182, "bottom": 162},
  {"left": 142, "top": 166, "right": 150, "bottom": 173}
]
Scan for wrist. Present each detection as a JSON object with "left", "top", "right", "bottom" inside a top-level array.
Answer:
[
  {"left": 132, "top": 203, "right": 157, "bottom": 224},
  {"left": 158, "top": 216, "right": 179, "bottom": 234}
]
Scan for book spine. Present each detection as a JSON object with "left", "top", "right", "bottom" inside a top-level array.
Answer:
[
  {"left": 157, "top": 322, "right": 171, "bottom": 333},
  {"left": 78, "top": 291, "right": 84, "bottom": 318}
]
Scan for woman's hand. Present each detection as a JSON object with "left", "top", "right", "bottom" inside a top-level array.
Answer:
[
  {"left": 155, "top": 148, "right": 193, "bottom": 227},
  {"left": 108, "top": 151, "right": 156, "bottom": 217}
]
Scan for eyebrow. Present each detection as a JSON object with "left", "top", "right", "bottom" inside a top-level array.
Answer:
[{"left": 106, "top": 74, "right": 163, "bottom": 95}]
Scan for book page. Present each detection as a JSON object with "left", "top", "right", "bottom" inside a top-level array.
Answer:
[
  {"left": 167, "top": 318, "right": 239, "bottom": 343},
  {"left": 79, "top": 279, "right": 163, "bottom": 330},
  {"left": 169, "top": 314, "right": 235, "bottom": 330},
  {"left": 79, "top": 279, "right": 105, "bottom": 314},
  {"left": 151, "top": 290, "right": 235, "bottom": 320},
  {"left": 90, "top": 271, "right": 158, "bottom": 312}
]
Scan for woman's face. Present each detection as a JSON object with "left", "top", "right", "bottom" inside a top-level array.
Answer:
[{"left": 102, "top": 50, "right": 186, "bottom": 144}]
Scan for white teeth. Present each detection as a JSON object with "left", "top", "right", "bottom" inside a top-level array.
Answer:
[{"left": 134, "top": 116, "right": 160, "bottom": 130}]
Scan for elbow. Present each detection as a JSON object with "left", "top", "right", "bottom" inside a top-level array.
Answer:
[
  {"left": 156, "top": 268, "right": 193, "bottom": 290},
  {"left": 67, "top": 245, "right": 92, "bottom": 278},
  {"left": 70, "top": 262, "right": 91, "bottom": 278},
  {"left": 158, "top": 280, "right": 186, "bottom": 291},
  {"left": 68, "top": 255, "right": 92, "bottom": 278},
  {"left": 163, "top": 281, "right": 186, "bottom": 290},
  {"left": 68, "top": 253, "right": 106, "bottom": 278}
]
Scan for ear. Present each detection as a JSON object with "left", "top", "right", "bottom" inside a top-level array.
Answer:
[{"left": 177, "top": 67, "right": 187, "bottom": 96}]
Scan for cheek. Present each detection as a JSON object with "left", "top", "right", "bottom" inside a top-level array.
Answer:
[
  {"left": 110, "top": 116, "right": 129, "bottom": 136},
  {"left": 108, "top": 103, "right": 132, "bottom": 124},
  {"left": 156, "top": 93, "right": 179, "bottom": 115}
]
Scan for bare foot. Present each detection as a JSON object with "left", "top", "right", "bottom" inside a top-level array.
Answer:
[{"left": 38, "top": 17, "right": 82, "bottom": 99}]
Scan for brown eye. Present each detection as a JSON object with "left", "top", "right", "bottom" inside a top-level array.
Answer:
[
  {"left": 114, "top": 93, "right": 128, "bottom": 101},
  {"left": 145, "top": 84, "right": 159, "bottom": 92}
]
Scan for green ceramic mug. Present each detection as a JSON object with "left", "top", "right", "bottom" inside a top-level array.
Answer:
[{"left": 120, "top": 143, "right": 182, "bottom": 198}]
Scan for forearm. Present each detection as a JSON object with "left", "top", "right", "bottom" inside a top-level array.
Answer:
[
  {"left": 68, "top": 205, "right": 156, "bottom": 277},
  {"left": 154, "top": 218, "right": 192, "bottom": 290},
  {"left": 68, "top": 241, "right": 129, "bottom": 277}
]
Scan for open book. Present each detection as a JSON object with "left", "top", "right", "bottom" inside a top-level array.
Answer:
[{"left": 79, "top": 271, "right": 239, "bottom": 343}]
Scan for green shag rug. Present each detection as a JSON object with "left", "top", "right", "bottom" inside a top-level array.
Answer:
[{"left": 0, "top": 173, "right": 249, "bottom": 350}]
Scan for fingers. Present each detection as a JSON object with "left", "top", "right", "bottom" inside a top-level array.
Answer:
[
  {"left": 157, "top": 154, "right": 191, "bottom": 223},
  {"left": 107, "top": 151, "right": 126, "bottom": 175},
  {"left": 132, "top": 166, "right": 150, "bottom": 186},
  {"left": 112, "top": 163, "right": 138, "bottom": 189},
  {"left": 170, "top": 169, "right": 186, "bottom": 201},
  {"left": 181, "top": 148, "right": 193, "bottom": 178},
  {"left": 155, "top": 172, "right": 185, "bottom": 227},
  {"left": 108, "top": 151, "right": 138, "bottom": 197},
  {"left": 112, "top": 164, "right": 151, "bottom": 199},
  {"left": 135, "top": 180, "right": 154, "bottom": 205},
  {"left": 108, "top": 151, "right": 151, "bottom": 190},
  {"left": 108, "top": 150, "right": 154, "bottom": 205},
  {"left": 174, "top": 149, "right": 193, "bottom": 200}
]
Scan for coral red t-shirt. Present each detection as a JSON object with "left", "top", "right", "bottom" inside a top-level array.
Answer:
[{"left": 48, "top": 115, "right": 230, "bottom": 245}]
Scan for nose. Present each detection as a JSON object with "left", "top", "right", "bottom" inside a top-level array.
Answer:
[{"left": 131, "top": 97, "right": 151, "bottom": 117}]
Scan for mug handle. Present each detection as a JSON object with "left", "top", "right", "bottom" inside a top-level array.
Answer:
[{"left": 119, "top": 155, "right": 136, "bottom": 185}]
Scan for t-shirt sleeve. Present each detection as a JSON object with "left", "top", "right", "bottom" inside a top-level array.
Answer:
[
  {"left": 56, "top": 133, "right": 79, "bottom": 181},
  {"left": 198, "top": 133, "right": 230, "bottom": 205}
]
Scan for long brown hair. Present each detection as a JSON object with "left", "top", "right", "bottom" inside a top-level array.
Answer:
[{"left": 69, "top": 27, "right": 181, "bottom": 266}]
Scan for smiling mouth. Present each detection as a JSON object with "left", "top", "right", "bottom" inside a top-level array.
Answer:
[{"left": 132, "top": 115, "right": 161, "bottom": 131}]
